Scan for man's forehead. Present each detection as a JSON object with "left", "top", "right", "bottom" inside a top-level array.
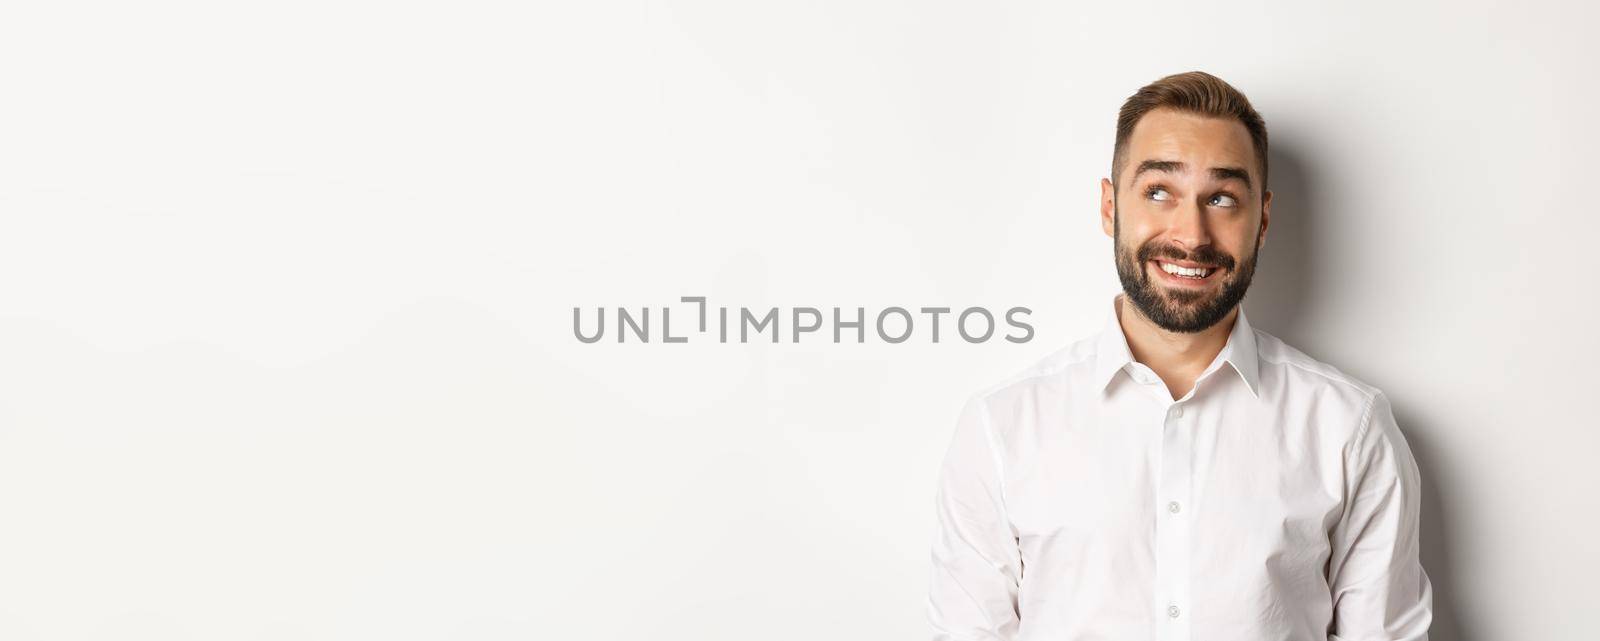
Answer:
[{"left": 1126, "top": 108, "right": 1257, "bottom": 172}]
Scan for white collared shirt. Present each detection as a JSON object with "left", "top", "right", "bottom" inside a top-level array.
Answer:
[{"left": 928, "top": 293, "right": 1432, "bottom": 641}]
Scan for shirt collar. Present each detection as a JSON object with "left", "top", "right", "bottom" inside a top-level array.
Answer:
[{"left": 1092, "top": 293, "right": 1262, "bottom": 400}]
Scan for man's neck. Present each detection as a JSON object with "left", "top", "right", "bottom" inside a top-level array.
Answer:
[{"left": 1115, "top": 292, "right": 1238, "bottom": 399}]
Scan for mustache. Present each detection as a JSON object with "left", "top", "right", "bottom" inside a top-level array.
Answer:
[{"left": 1138, "top": 243, "right": 1236, "bottom": 270}]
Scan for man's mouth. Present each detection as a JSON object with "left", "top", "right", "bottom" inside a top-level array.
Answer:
[{"left": 1149, "top": 259, "right": 1222, "bottom": 285}]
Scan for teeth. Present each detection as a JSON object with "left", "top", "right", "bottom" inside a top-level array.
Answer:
[{"left": 1159, "top": 261, "right": 1212, "bottom": 278}]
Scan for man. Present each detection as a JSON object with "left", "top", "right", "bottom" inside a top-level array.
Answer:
[{"left": 927, "top": 71, "right": 1432, "bottom": 641}]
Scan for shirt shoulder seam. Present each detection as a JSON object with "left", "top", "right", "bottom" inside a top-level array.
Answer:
[
  {"left": 1255, "top": 331, "right": 1381, "bottom": 404},
  {"left": 973, "top": 348, "right": 1097, "bottom": 404}
]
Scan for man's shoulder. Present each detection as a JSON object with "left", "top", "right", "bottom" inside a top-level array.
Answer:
[
  {"left": 965, "top": 327, "right": 1388, "bottom": 412},
  {"left": 967, "top": 335, "right": 1100, "bottom": 408},
  {"left": 1253, "top": 328, "right": 1384, "bottom": 406}
]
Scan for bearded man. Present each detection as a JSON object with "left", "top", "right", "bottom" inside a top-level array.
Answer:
[{"left": 928, "top": 71, "right": 1432, "bottom": 641}]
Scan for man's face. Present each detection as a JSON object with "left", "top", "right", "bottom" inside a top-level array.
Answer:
[{"left": 1099, "top": 108, "right": 1271, "bottom": 333}]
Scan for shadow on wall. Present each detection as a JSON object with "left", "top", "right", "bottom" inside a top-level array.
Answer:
[{"left": 1245, "top": 141, "right": 1468, "bottom": 641}]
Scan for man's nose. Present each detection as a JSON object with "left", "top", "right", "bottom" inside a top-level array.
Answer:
[{"left": 1166, "top": 198, "right": 1213, "bottom": 250}]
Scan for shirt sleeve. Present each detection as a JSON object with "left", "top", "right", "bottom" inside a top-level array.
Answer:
[
  {"left": 1326, "top": 391, "right": 1434, "bottom": 641},
  {"left": 928, "top": 394, "right": 1024, "bottom": 641}
]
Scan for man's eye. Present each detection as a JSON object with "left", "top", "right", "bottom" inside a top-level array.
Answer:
[
  {"left": 1209, "top": 193, "right": 1238, "bottom": 207},
  {"left": 1146, "top": 187, "right": 1171, "bottom": 202}
]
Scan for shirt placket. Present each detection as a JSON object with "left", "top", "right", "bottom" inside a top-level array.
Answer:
[{"left": 1155, "top": 396, "right": 1193, "bottom": 641}]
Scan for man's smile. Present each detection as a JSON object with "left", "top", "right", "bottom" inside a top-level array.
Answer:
[{"left": 1149, "top": 259, "right": 1223, "bottom": 287}]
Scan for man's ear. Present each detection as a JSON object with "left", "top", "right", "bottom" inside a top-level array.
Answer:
[
  {"left": 1257, "top": 189, "right": 1272, "bottom": 250},
  {"left": 1100, "top": 178, "right": 1116, "bottom": 238}
]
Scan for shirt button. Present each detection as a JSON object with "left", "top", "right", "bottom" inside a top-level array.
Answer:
[
  {"left": 1171, "top": 405, "right": 1184, "bottom": 418},
  {"left": 1168, "top": 501, "right": 1181, "bottom": 513},
  {"left": 1168, "top": 604, "right": 1181, "bottom": 618}
]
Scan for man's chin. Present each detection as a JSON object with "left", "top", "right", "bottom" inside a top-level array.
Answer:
[
  {"left": 1150, "top": 284, "right": 1216, "bottom": 306},
  {"left": 1127, "top": 283, "right": 1232, "bottom": 328}
]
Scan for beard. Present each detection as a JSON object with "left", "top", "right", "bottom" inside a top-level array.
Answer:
[{"left": 1113, "top": 203, "right": 1261, "bottom": 334}]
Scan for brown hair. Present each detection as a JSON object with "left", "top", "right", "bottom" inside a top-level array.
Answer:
[{"left": 1112, "top": 71, "right": 1269, "bottom": 192}]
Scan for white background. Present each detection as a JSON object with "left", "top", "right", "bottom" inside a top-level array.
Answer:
[{"left": 2, "top": 1, "right": 1595, "bottom": 639}]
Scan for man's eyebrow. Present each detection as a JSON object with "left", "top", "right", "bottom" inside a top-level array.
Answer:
[
  {"left": 1209, "top": 166, "right": 1253, "bottom": 191},
  {"left": 1131, "top": 160, "right": 1184, "bottom": 182},
  {"left": 1130, "top": 159, "right": 1255, "bottom": 192}
]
